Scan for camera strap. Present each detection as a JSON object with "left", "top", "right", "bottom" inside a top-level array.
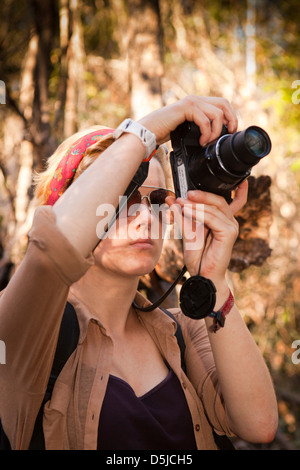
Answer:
[
  {"left": 93, "top": 161, "right": 150, "bottom": 250},
  {"left": 132, "top": 264, "right": 188, "bottom": 312},
  {"left": 178, "top": 229, "right": 217, "bottom": 320},
  {"left": 196, "top": 229, "right": 211, "bottom": 276},
  {"left": 133, "top": 230, "right": 217, "bottom": 321}
]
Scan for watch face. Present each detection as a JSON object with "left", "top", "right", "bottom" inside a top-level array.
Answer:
[{"left": 179, "top": 275, "right": 216, "bottom": 319}]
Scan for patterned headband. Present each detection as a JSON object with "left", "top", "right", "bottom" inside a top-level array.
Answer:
[{"left": 46, "top": 128, "right": 114, "bottom": 205}]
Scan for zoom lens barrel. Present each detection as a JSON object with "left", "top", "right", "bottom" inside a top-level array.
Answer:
[
  {"left": 170, "top": 121, "right": 271, "bottom": 204},
  {"left": 219, "top": 126, "right": 271, "bottom": 174}
]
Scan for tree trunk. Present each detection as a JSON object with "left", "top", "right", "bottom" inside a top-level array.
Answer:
[
  {"left": 13, "top": 34, "right": 37, "bottom": 232},
  {"left": 0, "top": 33, "right": 38, "bottom": 275},
  {"left": 245, "top": 0, "right": 257, "bottom": 96},
  {"left": 54, "top": 0, "right": 71, "bottom": 139},
  {"left": 31, "top": 0, "right": 57, "bottom": 167},
  {"left": 126, "top": 0, "right": 164, "bottom": 119},
  {"left": 64, "top": 0, "right": 87, "bottom": 137}
]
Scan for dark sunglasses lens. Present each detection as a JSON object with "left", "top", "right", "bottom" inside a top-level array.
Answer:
[
  {"left": 127, "top": 188, "right": 175, "bottom": 224},
  {"left": 150, "top": 189, "right": 175, "bottom": 224},
  {"left": 127, "top": 190, "right": 141, "bottom": 217},
  {"left": 128, "top": 190, "right": 141, "bottom": 206},
  {"left": 149, "top": 189, "right": 166, "bottom": 205}
]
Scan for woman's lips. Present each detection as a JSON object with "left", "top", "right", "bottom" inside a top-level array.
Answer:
[{"left": 130, "top": 238, "right": 154, "bottom": 248}]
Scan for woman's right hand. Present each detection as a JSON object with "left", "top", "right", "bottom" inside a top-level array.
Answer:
[{"left": 138, "top": 95, "right": 238, "bottom": 147}]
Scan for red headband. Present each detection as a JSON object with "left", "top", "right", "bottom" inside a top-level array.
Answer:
[{"left": 46, "top": 128, "right": 114, "bottom": 205}]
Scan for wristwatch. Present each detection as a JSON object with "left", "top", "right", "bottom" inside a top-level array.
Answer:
[{"left": 113, "top": 119, "right": 157, "bottom": 161}]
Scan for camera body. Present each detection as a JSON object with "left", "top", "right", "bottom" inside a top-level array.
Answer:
[{"left": 170, "top": 121, "right": 271, "bottom": 204}]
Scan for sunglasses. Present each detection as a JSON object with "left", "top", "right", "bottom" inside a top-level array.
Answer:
[{"left": 127, "top": 185, "right": 176, "bottom": 224}]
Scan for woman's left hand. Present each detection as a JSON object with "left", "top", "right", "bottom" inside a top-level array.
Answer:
[{"left": 167, "top": 180, "right": 248, "bottom": 285}]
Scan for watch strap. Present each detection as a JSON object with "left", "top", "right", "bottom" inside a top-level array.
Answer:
[{"left": 113, "top": 118, "right": 157, "bottom": 161}]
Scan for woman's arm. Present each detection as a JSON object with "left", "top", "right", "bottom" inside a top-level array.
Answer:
[
  {"left": 0, "top": 208, "right": 94, "bottom": 449},
  {"left": 170, "top": 183, "right": 278, "bottom": 443},
  {"left": 205, "top": 283, "right": 278, "bottom": 443},
  {"left": 53, "top": 96, "right": 238, "bottom": 257}
]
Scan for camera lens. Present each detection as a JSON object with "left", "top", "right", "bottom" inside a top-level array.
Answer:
[
  {"left": 170, "top": 121, "right": 272, "bottom": 204},
  {"left": 244, "top": 128, "right": 269, "bottom": 157},
  {"left": 216, "top": 125, "right": 271, "bottom": 174}
]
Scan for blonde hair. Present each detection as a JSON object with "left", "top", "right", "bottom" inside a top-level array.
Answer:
[{"left": 34, "top": 125, "right": 173, "bottom": 205}]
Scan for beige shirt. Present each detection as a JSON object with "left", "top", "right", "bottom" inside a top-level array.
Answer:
[{"left": 0, "top": 207, "right": 234, "bottom": 450}]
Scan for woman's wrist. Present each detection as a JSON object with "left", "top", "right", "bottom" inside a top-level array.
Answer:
[
  {"left": 204, "top": 279, "right": 233, "bottom": 333},
  {"left": 210, "top": 278, "right": 231, "bottom": 311},
  {"left": 113, "top": 119, "right": 157, "bottom": 161}
]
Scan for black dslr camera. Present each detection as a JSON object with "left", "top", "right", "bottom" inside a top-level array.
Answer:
[
  {"left": 131, "top": 120, "right": 272, "bottom": 320},
  {"left": 169, "top": 121, "right": 272, "bottom": 321},
  {"left": 170, "top": 121, "right": 271, "bottom": 204}
]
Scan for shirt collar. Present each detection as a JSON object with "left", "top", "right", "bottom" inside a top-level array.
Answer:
[{"left": 68, "top": 287, "right": 177, "bottom": 343}]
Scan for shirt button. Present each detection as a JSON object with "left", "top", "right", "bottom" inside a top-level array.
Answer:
[
  {"left": 195, "top": 424, "right": 200, "bottom": 432},
  {"left": 182, "top": 382, "right": 186, "bottom": 389}
]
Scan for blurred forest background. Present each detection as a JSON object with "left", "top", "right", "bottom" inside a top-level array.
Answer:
[{"left": 0, "top": 0, "right": 300, "bottom": 450}]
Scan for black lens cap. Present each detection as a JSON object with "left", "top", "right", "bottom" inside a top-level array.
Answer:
[{"left": 179, "top": 275, "right": 216, "bottom": 319}]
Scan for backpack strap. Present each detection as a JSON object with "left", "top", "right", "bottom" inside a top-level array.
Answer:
[
  {"left": 29, "top": 302, "right": 79, "bottom": 449},
  {"left": 159, "top": 307, "right": 187, "bottom": 375},
  {"left": 44, "top": 302, "right": 79, "bottom": 402},
  {"left": 0, "top": 419, "right": 11, "bottom": 450}
]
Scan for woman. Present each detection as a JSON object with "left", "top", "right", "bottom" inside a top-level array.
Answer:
[{"left": 0, "top": 96, "right": 278, "bottom": 450}]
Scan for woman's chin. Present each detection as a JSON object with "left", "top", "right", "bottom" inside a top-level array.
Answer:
[
  {"left": 128, "top": 264, "right": 156, "bottom": 277},
  {"left": 125, "top": 257, "right": 158, "bottom": 277}
]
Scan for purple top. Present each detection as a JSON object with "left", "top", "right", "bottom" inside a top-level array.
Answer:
[{"left": 97, "top": 368, "right": 197, "bottom": 450}]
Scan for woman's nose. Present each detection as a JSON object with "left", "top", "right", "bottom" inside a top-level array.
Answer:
[
  {"left": 137, "top": 199, "right": 153, "bottom": 221},
  {"left": 129, "top": 194, "right": 152, "bottom": 218},
  {"left": 132, "top": 199, "right": 154, "bottom": 234}
]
